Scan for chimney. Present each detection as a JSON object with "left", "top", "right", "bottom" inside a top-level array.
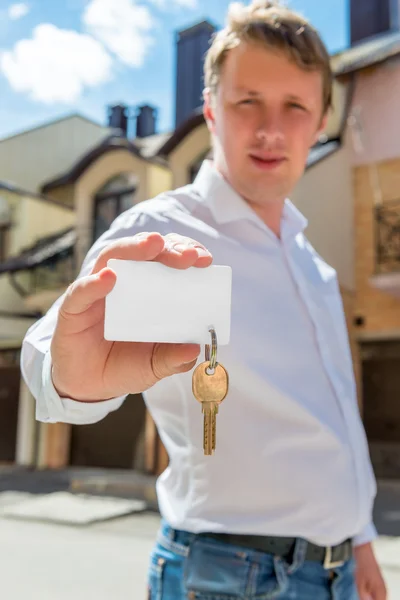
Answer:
[
  {"left": 350, "top": 0, "right": 399, "bottom": 45},
  {"left": 175, "top": 20, "right": 216, "bottom": 128},
  {"left": 136, "top": 104, "right": 157, "bottom": 138},
  {"left": 107, "top": 104, "right": 129, "bottom": 136}
]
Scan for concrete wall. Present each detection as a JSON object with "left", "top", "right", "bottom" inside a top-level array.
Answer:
[
  {"left": 146, "top": 163, "right": 173, "bottom": 199},
  {"left": 0, "top": 193, "right": 74, "bottom": 343},
  {"left": 348, "top": 57, "right": 400, "bottom": 166},
  {"left": 45, "top": 184, "right": 75, "bottom": 208},
  {"left": 169, "top": 124, "right": 211, "bottom": 188},
  {"left": 0, "top": 116, "right": 108, "bottom": 192},
  {"left": 291, "top": 145, "right": 354, "bottom": 290},
  {"left": 0, "top": 315, "right": 36, "bottom": 348},
  {"left": 10, "top": 197, "right": 75, "bottom": 257}
]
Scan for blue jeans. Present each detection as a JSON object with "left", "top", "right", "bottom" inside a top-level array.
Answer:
[{"left": 147, "top": 521, "right": 359, "bottom": 599}]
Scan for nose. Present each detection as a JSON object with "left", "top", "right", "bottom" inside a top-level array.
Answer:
[{"left": 256, "top": 109, "right": 284, "bottom": 146}]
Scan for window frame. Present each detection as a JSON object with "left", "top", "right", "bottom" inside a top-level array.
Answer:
[{"left": 92, "top": 180, "right": 137, "bottom": 244}]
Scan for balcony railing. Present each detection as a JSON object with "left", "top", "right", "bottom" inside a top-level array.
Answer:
[
  {"left": 29, "top": 254, "right": 75, "bottom": 295},
  {"left": 375, "top": 199, "right": 400, "bottom": 274}
]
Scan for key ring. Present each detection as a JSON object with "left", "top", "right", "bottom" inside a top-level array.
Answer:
[{"left": 205, "top": 327, "right": 218, "bottom": 372}]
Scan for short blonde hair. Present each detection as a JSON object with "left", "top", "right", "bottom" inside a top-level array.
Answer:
[{"left": 204, "top": 0, "right": 333, "bottom": 113}]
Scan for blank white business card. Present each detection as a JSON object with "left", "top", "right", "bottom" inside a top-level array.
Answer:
[{"left": 104, "top": 259, "right": 232, "bottom": 345}]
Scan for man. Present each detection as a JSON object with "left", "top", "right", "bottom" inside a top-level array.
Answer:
[{"left": 21, "top": 1, "right": 387, "bottom": 598}]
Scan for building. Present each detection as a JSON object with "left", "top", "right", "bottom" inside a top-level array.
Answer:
[
  {"left": 0, "top": 181, "right": 74, "bottom": 465},
  {"left": 0, "top": 1, "right": 399, "bottom": 476},
  {"left": 334, "top": 0, "right": 400, "bottom": 478}
]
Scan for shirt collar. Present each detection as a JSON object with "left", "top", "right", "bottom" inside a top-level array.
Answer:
[{"left": 192, "top": 159, "right": 308, "bottom": 239}]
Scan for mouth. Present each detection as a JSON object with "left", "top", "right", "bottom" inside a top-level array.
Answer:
[{"left": 249, "top": 154, "right": 287, "bottom": 171}]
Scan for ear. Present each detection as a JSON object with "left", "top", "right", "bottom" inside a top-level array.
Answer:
[
  {"left": 313, "top": 112, "right": 329, "bottom": 145},
  {"left": 203, "top": 88, "right": 216, "bottom": 134}
]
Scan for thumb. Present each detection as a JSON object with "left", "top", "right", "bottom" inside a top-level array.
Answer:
[
  {"left": 61, "top": 268, "right": 116, "bottom": 317},
  {"left": 151, "top": 343, "right": 201, "bottom": 380}
]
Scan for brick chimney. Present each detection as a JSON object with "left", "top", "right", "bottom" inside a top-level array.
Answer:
[
  {"left": 350, "top": 0, "right": 399, "bottom": 45},
  {"left": 175, "top": 20, "right": 216, "bottom": 128}
]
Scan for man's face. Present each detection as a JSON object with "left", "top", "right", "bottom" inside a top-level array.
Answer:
[{"left": 204, "top": 42, "right": 328, "bottom": 207}]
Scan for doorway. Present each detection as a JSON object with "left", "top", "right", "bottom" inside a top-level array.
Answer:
[{"left": 361, "top": 340, "right": 400, "bottom": 478}]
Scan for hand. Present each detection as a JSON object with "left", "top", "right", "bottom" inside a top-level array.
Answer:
[
  {"left": 354, "top": 542, "right": 387, "bottom": 600},
  {"left": 51, "top": 232, "right": 213, "bottom": 401}
]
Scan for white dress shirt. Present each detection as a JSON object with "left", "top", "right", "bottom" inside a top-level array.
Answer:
[{"left": 21, "top": 160, "right": 377, "bottom": 547}]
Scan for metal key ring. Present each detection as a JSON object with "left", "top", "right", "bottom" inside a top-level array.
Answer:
[{"left": 205, "top": 327, "right": 218, "bottom": 371}]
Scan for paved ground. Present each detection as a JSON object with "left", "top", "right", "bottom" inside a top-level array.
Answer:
[
  {"left": 0, "top": 508, "right": 160, "bottom": 599},
  {"left": 1, "top": 508, "right": 400, "bottom": 599},
  {"left": 0, "top": 469, "right": 400, "bottom": 599}
]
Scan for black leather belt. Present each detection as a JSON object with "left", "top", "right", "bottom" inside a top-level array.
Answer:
[{"left": 198, "top": 533, "right": 353, "bottom": 569}]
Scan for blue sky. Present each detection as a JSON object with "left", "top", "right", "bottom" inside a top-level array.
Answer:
[{"left": 0, "top": 0, "right": 349, "bottom": 140}]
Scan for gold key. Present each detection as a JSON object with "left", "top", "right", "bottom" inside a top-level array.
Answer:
[{"left": 192, "top": 328, "right": 229, "bottom": 455}]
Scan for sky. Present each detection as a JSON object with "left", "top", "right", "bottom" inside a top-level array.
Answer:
[{"left": 0, "top": 0, "right": 349, "bottom": 140}]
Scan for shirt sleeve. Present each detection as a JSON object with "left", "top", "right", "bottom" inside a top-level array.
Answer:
[
  {"left": 20, "top": 208, "right": 161, "bottom": 424},
  {"left": 352, "top": 521, "right": 378, "bottom": 547}
]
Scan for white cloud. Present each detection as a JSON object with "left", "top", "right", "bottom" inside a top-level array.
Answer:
[
  {"left": 8, "top": 3, "right": 30, "bottom": 20},
  {"left": 149, "top": 0, "right": 197, "bottom": 8},
  {"left": 83, "top": 0, "right": 155, "bottom": 67},
  {"left": 0, "top": 23, "right": 113, "bottom": 104}
]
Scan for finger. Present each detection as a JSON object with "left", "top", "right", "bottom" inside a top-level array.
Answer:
[
  {"left": 60, "top": 268, "right": 116, "bottom": 318},
  {"left": 151, "top": 343, "right": 201, "bottom": 379},
  {"left": 92, "top": 232, "right": 166, "bottom": 274},
  {"left": 156, "top": 234, "right": 213, "bottom": 269}
]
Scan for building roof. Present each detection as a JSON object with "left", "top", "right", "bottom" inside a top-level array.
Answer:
[
  {"left": 0, "top": 113, "right": 107, "bottom": 144},
  {"left": 0, "top": 227, "right": 76, "bottom": 274},
  {"left": 135, "top": 132, "right": 172, "bottom": 158},
  {"left": 41, "top": 132, "right": 169, "bottom": 193},
  {"left": 306, "top": 139, "right": 341, "bottom": 168},
  {"left": 332, "top": 30, "right": 400, "bottom": 76},
  {"left": 0, "top": 180, "right": 74, "bottom": 210},
  {"left": 157, "top": 108, "right": 205, "bottom": 157}
]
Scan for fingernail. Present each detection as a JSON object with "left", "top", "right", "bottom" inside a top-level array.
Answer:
[
  {"left": 182, "top": 359, "right": 196, "bottom": 365},
  {"left": 195, "top": 248, "right": 212, "bottom": 258},
  {"left": 173, "top": 244, "right": 187, "bottom": 253}
]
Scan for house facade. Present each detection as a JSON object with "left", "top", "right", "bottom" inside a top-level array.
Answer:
[
  {"left": 338, "top": 38, "right": 400, "bottom": 477},
  {"left": 0, "top": 183, "right": 74, "bottom": 464},
  {"left": 1, "top": 0, "right": 398, "bottom": 477}
]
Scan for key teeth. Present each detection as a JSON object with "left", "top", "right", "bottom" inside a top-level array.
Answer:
[{"left": 203, "top": 409, "right": 215, "bottom": 456}]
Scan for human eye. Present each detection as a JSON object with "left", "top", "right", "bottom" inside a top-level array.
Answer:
[
  {"left": 238, "top": 98, "right": 255, "bottom": 105},
  {"left": 288, "top": 101, "right": 306, "bottom": 111}
]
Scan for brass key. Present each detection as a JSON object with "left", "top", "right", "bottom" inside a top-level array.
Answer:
[
  {"left": 192, "top": 328, "right": 229, "bottom": 455},
  {"left": 193, "top": 362, "right": 229, "bottom": 455}
]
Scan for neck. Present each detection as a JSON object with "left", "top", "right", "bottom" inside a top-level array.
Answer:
[
  {"left": 245, "top": 199, "right": 285, "bottom": 239},
  {"left": 214, "top": 162, "right": 285, "bottom": 239}
]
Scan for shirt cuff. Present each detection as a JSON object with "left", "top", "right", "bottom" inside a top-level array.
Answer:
[
  {"left": 352, "top": 522, "right": 378, "bottom": 547},
  {"left": 38, "top": 350, "right": 126, "bottom": 425}
]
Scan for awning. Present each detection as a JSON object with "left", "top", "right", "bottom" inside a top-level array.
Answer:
[
  {"left": 0, "top": 227, "right": 76, "bottom": 274},
  {"left": 306, "top": 139, "right": 341, "bottom": 168}
]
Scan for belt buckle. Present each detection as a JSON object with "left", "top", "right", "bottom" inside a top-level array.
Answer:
[{"left": 323, "top": 546, "right": 345, "bottom": 570}]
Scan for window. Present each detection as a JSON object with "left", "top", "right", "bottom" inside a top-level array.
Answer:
[{"left": 93, "top": 175, "right": 137, "bottom": 242}]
